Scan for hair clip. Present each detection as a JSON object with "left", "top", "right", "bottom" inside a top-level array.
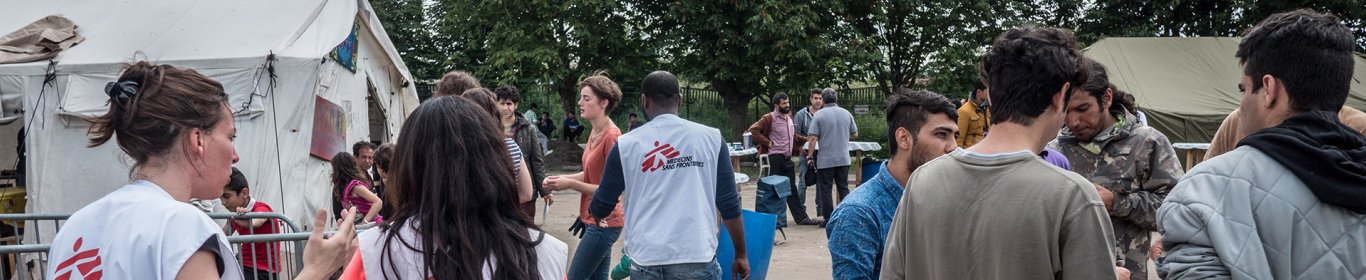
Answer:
[{"left": 104, "top": 81, "right": 140, "bottom": 106}]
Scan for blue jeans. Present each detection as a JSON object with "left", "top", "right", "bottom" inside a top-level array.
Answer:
[
  {"left": 630, "top": 259, "right": 721, "bottom": 280},
  {"left": 568, "top": 224, "right": 622, "bottom": 280}
]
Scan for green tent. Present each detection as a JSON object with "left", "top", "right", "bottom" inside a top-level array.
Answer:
[{"left": 1083, "top": 37, "right": 1366, "bottom": 144}]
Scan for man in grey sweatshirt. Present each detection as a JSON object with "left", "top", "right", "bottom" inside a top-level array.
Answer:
[{"left": 879, "top": 26, "right": 1120, "bottom": 280}]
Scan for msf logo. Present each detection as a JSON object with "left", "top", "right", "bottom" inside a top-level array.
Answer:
[
  {"left": 54, "top": 237, "right": 102, "bottom": 280},
  {"left": 641, "top": 141, "right": 681, "bottom": 172}
]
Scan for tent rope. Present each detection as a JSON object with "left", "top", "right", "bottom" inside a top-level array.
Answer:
[{"left": 261, "top": 52, "right": 291, "bottom": 224}]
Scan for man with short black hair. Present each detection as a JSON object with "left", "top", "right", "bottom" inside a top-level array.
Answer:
[
  {"left": 627, "top": 113, "right": 644, "bottom": 132},
  {"left": 957, "top": 78, "right": 990, "bottom": 148},
  {"left": 806, "top": 88, "right": 857, "bottom": 227},
  {"left": 792, "top": 89, "right": 824, "bottom": 225},
  {"left": 496, "top": 85, "right": 551, "bottom": 219},
  {"left": 880, "top": 26, "right": 1117, "bottom": 280},
  {"left": 747, "top": 92, "right": 816, "bottom": 226},
  {"left": 591, "top": 70, "right": 749, "bottom": 279},
  {"left": 827, "top": 89, "right": 958, "bottom": 279},
  {"left": 563, "top": 111, "right": 584, "bottom": 142},
  {"left": 352, "top": 141, "right": 377, "bottom": 179},
  {"left": 525, "top": 103, "right": 540, "bottom": 124},
  {"left": 1158, "top": 9, "right": 1366, "bottom": 279},
  {"left": 219, "top": 167, "right": 281, "bottom": 280}
]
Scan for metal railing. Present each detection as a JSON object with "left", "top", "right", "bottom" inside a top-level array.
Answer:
[{"left": 0, "top": 212, "right": 341, "bottom": 280}]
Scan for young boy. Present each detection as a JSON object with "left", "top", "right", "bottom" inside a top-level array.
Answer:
[{"left": 220, "top": 167, "right": 282, "bottom": 280}]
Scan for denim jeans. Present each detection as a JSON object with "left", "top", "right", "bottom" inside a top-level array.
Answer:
[
  {"left": 629, "top": 258, "right": 721, "bottom": 280},
  {"left": 568, "top": 224, "right": 622, "bottom": 280}
]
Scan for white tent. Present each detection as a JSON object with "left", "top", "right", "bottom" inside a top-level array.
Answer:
[{"left": 0, "top": 0, "right": 420, "bottom": 227}]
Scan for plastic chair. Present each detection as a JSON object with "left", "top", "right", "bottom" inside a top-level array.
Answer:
[{"left": 757, "top": 154, "right": 771, "bottom": 176}]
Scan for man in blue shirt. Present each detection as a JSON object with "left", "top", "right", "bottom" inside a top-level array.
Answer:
[{"left": 826, "top": 89, "right": 959, "bottom": 279}]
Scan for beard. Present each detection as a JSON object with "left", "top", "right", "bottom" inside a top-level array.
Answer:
[
  {"left": 905, "top": 138, "right": 936, "bottom": 174},
  {"left": 778, "top": 107, "right": 791, "bottom": 114}
]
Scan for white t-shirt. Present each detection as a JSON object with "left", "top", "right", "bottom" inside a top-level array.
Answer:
[
  {"left": 48, "top": 180, "right": 242, "bottom": 280},
  {"left": 357, "top": 221, "right": 567, "bottom": 279}
]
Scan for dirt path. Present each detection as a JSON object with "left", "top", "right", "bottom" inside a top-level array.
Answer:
[{"left": 535, "top": 171, "right": 833, "bottom": 279}]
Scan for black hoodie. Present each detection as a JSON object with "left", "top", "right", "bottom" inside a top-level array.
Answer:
[{"left": 1240, "top": 110, "right": 1366, "bottom": 213}]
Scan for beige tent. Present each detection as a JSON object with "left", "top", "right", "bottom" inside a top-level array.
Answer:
[{"left": 1083, "top": 37, "right": 1366, "bottom": 144}]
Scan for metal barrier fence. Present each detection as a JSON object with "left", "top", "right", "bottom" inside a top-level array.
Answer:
[{"left": 0, "top": 212, "right": 331, "bottom": 280}]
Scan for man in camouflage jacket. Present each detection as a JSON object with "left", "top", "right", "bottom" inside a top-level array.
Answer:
[{"left": 1050, "top": 109, "right": 1183, "bottom": 280}]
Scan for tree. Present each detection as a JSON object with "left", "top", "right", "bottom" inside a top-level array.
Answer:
[
  {"left": 636, "top": 0, "right": 847, "bottom": 138},
  {"left": 430, "top": 0, "right": 659, "bottom": 117},
  {"left": 370, "top": 0, "right": 445, "bottom": 79}
]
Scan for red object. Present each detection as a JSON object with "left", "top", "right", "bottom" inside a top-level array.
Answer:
[
  {"left": 310, "top": 96, "right": 347, "bottom": 160},
  {"left": 230, "top": 201, "right": 282, "bottom": 272}
]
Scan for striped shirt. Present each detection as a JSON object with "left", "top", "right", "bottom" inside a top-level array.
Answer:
[{"left": 505, "top": 138, "right": 523, "bottom": 170}]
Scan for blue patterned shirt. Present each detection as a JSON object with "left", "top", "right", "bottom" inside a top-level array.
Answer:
[{"left": 826, "top": 163, "right": 903, "bottom": 279}]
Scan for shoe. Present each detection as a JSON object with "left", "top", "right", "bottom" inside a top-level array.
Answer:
[{"left": 797, "top": 218, "right": 822, "bottom": 226}]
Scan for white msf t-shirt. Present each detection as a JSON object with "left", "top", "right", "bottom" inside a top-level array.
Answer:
[
  {"left": 357, "top": 221, "right": 567, "bottom": 279},
  {"left": 48, "top": 180, "right": 242, "bottom": 280}
]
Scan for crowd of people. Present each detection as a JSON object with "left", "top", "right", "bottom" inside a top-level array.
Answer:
[{"left": 39, "top": 8, "right": 1365, "bottom": 280}]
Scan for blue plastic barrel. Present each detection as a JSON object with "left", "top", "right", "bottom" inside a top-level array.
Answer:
[
  {"left": 861, "top": 159, "right": 884, "bottom": 185},
  {"left": 717, "top": 210, "right": 776, "bottom": 280}
]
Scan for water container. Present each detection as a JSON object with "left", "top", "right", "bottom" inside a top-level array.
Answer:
[{"left": 742, "top": 132, "right": 753, "bottom": 149}]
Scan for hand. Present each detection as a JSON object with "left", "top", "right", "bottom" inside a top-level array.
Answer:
[
  {"left": 1114, "top": 266, "right": 1130, "bottom": 280},
  {"left": 543, "top": 176, "right": 572, "bottom": 191},
  {"left": 732, "top": 256, "right": 750, "bottom": 280},
  {"left": 234, "top": 207, "right": 248, "bottom": 215},
  {"left": 543, "top": 193, "right": 555, "bottom": 206},
  {"left": 1150, "top": 235, "right": 1164, "bottom": 261},
  {"left": 806, "top": 159, "right": 815, "bottom": 168},
  {"left": 1094, "top": 184, "right": 1115, "bottom": 211},
  {"left": 296, "top": 207, "right": 358, "bottom": 280}
]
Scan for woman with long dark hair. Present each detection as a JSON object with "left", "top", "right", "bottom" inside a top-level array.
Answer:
[
  {"left": 339, "top": 95, "right": 567, "bottom": 279},
  {"left": 332, "top": 152, "right": 383, "bottom": 224},
  {"left": 47, "top": 61, "right": 357, "bottom": 279}
]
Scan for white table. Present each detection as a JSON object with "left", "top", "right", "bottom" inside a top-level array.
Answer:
[{"left": 1173, "top": 143, "right": 1211, "bottom": 171}]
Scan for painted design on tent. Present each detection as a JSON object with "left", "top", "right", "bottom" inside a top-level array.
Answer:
[
  {"left": 330, "top": 18, "right": 360, "bottom": 72},
  {"left": 311, "top": 96, "right": 347, "bottom": 160}
]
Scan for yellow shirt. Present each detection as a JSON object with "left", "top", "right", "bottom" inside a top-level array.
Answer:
[{"left": 956, "top": 100, "right": 990, "bottom": 148}]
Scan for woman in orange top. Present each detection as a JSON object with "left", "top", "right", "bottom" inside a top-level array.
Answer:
[{"left": 544, "top": 75, "right": 627, "bottom": 280}]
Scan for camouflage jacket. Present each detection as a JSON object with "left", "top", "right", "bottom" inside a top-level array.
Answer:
[{"left": 1049, "top": 111, "right": 1184, "bottom": 279}]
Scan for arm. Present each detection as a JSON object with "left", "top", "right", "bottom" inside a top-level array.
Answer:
[
  {"left": 849, "top": 114, "right": 858, "bottom": 138},
  {"left": 232, "top": 214, "right": 268, "bottom": 229},
  {"left": 350, "top": 185, "right": 383, "bottom": 223},
  {"left": 525, "top": 131, "right": 549, "bottom": 197},
  {"left": 826, "top": 206, "right": 882, "bottom": 279},
  {"left": 1058, "top": 202, "right": 1118, "bottom": 280},
  {"left": 1109, "top": 136, "right": 1183, "bottom": 231},
  {"left": 747, "top": 115, "right": 773, "bottom": 150},
  {"left": 175, "top": 250, "right": 220, "bottom": 280},
  {"left": 1155, "top": 174, "right": 1254, "bottom": 279},
  {"left": 590, "top": 146, "right": 625, "bottom": 219},
  {"left": 517, "top": 159, "right": 535, "bottom": 203},
  {"left": 956, "top": 107, "right": 972, "bottom": 147},
  {"left": 714, "top": 146, "right": 749, "bottom": 279},
  {"left": 295, "top": 208, "right": 359, "bottom": 280}
]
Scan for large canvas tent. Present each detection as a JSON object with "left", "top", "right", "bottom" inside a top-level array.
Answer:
[
  {"left": 1083, "top": 37, "right": 1366, "bottom": 144},
  {"left": 0, "top": 0, "right": 420, "bottom": 226}
]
